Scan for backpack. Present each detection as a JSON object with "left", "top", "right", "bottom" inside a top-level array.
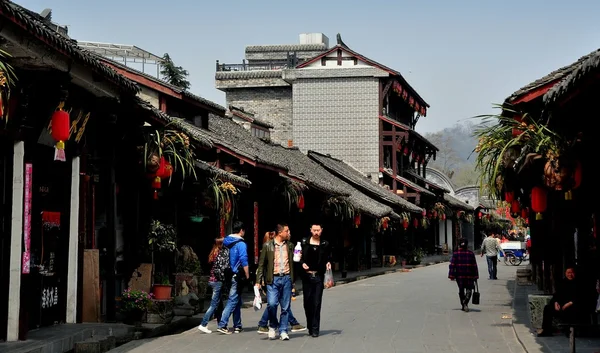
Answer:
[{"left": 212, "top": 247, "right": 230, "bottom": 282}]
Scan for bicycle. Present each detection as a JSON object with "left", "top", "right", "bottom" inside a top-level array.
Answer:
[{"left": 502, "top": 250, "right": 528, "bottom": 266}]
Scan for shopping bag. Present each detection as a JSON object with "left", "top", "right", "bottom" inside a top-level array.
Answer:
[
  {"left": 253, "top": 286, "right": 262, "bottom": 311},
  {"left": 472, "top": 281, "right": 480, "bottom": 305},
  {"left": 324, "top": 269, "right": 335, "bottom": 289}
]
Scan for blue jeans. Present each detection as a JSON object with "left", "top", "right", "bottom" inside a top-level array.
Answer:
[
  {"left": 258, "top": 303, "right": 299, "bottom": 327},
  {"left": 201, "top": 281, "right": 222, "bottom": 326},
  {"left": 267, "top": 275, "right": 292, "bottom": 334},
  {"left": 218, "top": 279, "right": 243, "bottom": 329},
  {"left": 486, "top": 255, "right": 498, "bottom": 279}
]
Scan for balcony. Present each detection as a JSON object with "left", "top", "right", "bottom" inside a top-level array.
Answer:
[{"left": 216, "top": 52, "right": 299, "bottom": 72}]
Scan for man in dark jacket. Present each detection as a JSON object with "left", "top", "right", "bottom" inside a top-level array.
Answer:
[
  {"left": 217, "top": 221, "right": 250, "bottom": 335},
  {"left": 299, "top": 223, "right": 331, "bottom": 337},
  {"left": 256, "top": 223, "right": 295, "bottom": 340},
  {"left": 538, "top": 267, "right": 579, "bottom": 337}
]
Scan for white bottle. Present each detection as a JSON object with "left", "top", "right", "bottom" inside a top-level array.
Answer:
[{"left": 293, "top": 242, "right": 302, "bottom": 262}]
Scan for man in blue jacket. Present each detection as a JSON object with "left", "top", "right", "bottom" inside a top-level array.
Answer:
[{"left": 217, "top": 221, "right": 250, "bottom": 334}]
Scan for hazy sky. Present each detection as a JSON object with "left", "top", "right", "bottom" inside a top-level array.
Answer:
[{"left": 18, "top": 0, "right": 600, "bottom": 133}]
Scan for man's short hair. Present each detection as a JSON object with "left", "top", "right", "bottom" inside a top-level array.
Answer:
[
  {"left": 232, "top": 221, "right": 245, "bottom": 234},
  {"left": 276, "top": 223, "right": 288, "bottom": 234},
  {"left": 310, "top": 222, "right": 322, "bottom": 228}
]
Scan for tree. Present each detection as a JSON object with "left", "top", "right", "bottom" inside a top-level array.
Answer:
[
  {"left": 425, "top": 132, "right": 461, "bottom": 177},
  {"left": 452, "top": 163, "right": 479, "bottom": 188},
  {"left": 160, "top": 53, "right": 190, "bottom": 90}
]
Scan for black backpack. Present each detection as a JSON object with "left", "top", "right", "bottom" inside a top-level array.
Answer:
[{"left": 212, "top": 247, "right": 230, "bottom": 282}]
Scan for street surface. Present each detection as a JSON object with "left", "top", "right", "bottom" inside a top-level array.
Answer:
[{"left": 115, "top": 257, "right": 525, "bottom": 353}]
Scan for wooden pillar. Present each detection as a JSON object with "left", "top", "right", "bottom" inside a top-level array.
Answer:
[
  {"left": 7, "top": 141, "right": 24, "bottom": 341},
  {"left": 105, "top": 115, "right": 118, "bottom": 322},
  {"left": 391, "top": 126, "right": 397, "bottom": 193},
  {"left": 66, "top": 157, "right": 81, "bottom": 323}
]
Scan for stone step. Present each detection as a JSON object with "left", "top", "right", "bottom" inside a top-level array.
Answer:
[{"left": 74, "top": 335, "right": 116, "bottom": 353}]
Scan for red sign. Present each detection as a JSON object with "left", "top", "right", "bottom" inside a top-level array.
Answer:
[
  {"left": 254, "top": 202, "right": 259, "bottom": 264},
  {"left": 22, "top": 163, "right": 32, "bottom": 274}
]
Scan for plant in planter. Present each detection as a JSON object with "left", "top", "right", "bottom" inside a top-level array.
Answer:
[
  {"left": 148, "top": 220, "right": 177, "bottom": 299},
  {"left": 119, "top": 288, "right": 152, "bottom": 326},
  {"left": 143, "top": 128, "right": 196, "bottom": 180},
  {"left": 408, "top": 248, "right": 425, "bottom": 265},
  {"left": 152, "top": 273, "right": 173, "bottom": 300}
]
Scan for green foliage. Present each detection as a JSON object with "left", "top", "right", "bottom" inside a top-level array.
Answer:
[
  {"left": 154, "top": 273, "right": 171, "bottom": 285},
  {"left": 144, "top": 128, "right": 196, "bottom": 181},
  {"left": 322, "top": 196, "right": 355, "bottom": 221},
  {"left": 206, "top": 178, "right": 239, "bottom": 222},
  {"left": 120, "top": 288, "right": 152, "bottom": 312},
  {"left": 160, "top": 53, "right": 191, "bottom": 90},
  {"left": 148, "top": 220, "right": 177, "bottom": 253},
  {"left": 272, "top": 179, "right": 303, "bottom": 212},
  {"left": 0, "top": 49, "right": 17, "bottom": 88},
  {"left": 176, "top": 258, "right": 202, "bottom": 276}
]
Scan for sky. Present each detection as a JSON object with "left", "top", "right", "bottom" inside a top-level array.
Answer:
[{"left": 17, "top": 0, "right": 600, "bottom": 133}]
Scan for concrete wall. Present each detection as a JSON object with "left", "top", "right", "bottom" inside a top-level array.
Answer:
[
  {"left": 137, "top": 86, "right": 159, "bottom": 109},
  {"left": 225, "top": 87, "right": 293, "bottom": 145},
  {"left": 292, "top": 76, "right": 380, "bottom": 178}
]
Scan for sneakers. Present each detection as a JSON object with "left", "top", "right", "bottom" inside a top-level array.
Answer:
[
  {"left": 197, "top": 325, "right": 211, "bottom": 334},
  {"left": 291, "top": 324, "right": 307, "bottom": 332},
  {"left": 216, "top": 327, "right": 231, "bottom": 335},
  {"left": 280, "top": 332, "right": 290, "bottom": 341},
  {"left": 257, "top": 326, "right": 269, "bottom": 334},
  {"left": 234, "top": 327, "right": 243, "bottom": 334},
  {"left": 464, "top": 305, "right": 470, "bottom": 313},
  {"left": 268, "top": 327, "right": 277, "bottom": 340}
]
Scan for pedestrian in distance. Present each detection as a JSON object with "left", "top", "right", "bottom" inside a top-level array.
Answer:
[
  {"left": 256, "top": 224, "right": 295, "bottom": 340},
  {"left": 481, "top": 232, "right": 502, "bottom": 279},
  {"left": 216, "top": 221, "right": 250, "bottom": 335},
  {"left": 299, "top": 223, "right": 332, "bottom": 337},
  {"left": 198, "top": 237, "right": 230, "bottom": 333},
  {"left": 449, "top": 238, "right": 479, "bottom": 312},
  {"left": 257, "top": 231, "right": 306, "bottom": 334}
]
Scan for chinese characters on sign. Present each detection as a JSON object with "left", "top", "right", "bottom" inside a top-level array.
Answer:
[
  {"left": 41, "top": 287, "right": 59, "bottom": 308},
  {"left": 22, "top": 163, "right": 32, "bottom": 274}
]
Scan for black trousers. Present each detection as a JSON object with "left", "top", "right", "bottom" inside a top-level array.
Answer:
[
  {"left": 303, "top": 275, "right": 324, "bottom": 334},
  {"left": 542, "top": 304, "right": 576, "bottom": 331},
  {"left": 457, "top": 283, "right": 473, "bottom": 307}
]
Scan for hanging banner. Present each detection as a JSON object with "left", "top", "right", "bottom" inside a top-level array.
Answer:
[
  {"left": 22, "top": 163, "right": 32, "bottom": 274},
  {"left": 254, "top": 202, "right": 259, "bottom": 264}
]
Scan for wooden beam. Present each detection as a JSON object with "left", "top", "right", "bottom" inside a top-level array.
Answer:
[{"left": 337, "top": 49, "right": 342, "bottom": 66}]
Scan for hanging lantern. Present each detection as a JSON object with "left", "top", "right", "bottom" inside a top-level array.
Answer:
[
  {"left": 51, "top": 104, "right": 70, "bottom": 162},
  {"left": 402, "top": 219, "right": 409, "bottom": 229},
  {"left": 441, "top": 214, "right": 446, "bottom": 221},
  {"left": 297, "top": 195, "right": 305, "bottom": 212},
  {"left": 354, "top": 214, "right": 361, "bottom": 228},
  {"left": 511, "top": 200, "right": 520, "bottom": 214},
  {"left": 512, "top": 115, "right": 524, "bottom": 137},
  {"left": 433, "top": 210, "right": 438, "bottom": 218},
  {"left": 382, "top": 217, "right": 389, "bottom": 230},
  {"left": 505, "top": 191, "right": 515, "bottom": 203},
  {"left": 573, "top": 161, "right": 582, "bottom": 189},
  {"left": 403, "top": 146, "right": 409, "bottom": 155},
  {"left": 521, "top": 207, "right": 529, "bottom": 220},
  {"left": 478, "top": 211, "right": 482, "bottom": 219},
  {"left": 531, "top": 186, "right": 547, "bottom": 220},
  {"left": 413, "top": 218, "right": 419, "bottom": 228},
  {"left": 421, "top": 209, "right": 426, "bottom": 217}
]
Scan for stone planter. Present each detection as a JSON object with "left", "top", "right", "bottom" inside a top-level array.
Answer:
[{"left": 146, "top": 312, "right": 173, "bottom": 324}]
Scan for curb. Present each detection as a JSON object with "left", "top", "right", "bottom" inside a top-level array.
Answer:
[
  {"left": 241, "top": 260, "right": 449, "bottom": 307},
  {"left": 511, "top": 276, "right": 530, "bottom": 352}
]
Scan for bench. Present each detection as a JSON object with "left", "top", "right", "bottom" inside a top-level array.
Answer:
[{"left": 558, "top": 321, "right": 600, "bottom": 353}]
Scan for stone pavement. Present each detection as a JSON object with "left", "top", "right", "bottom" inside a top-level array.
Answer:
[
  {"left": 111, "top": 257, "right": 524, "bottom": 353},
  {"left": 511, "top": 272, "right": 600, "bottom": 353}
]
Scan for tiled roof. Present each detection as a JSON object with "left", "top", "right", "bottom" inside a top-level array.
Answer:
[
  {"left": 229, "top": 106, "right": 274, "bottom": 129},
  {"left": 381, "top": 168, "right": 435, "bottom": 197},
  {"left": 0, "top": 0, "right": 139, "bottom": 94},
  {"left": 543, "top": 49, "right": 600, "bottom": 106},
  {"left": 245, "top": 44, "right": 328, "bottom": 53},
  {"left": 309, "top": 152, "right": 422, "bottom": 213},
  {"left": 444, "top": 194, "right": 474, "bottom": 211},
  {"left": 194, "top": 160, "right": 251, "bottom": 188},
  {"left": 215, "top": 70, "right": 283, "bottom": 80}
]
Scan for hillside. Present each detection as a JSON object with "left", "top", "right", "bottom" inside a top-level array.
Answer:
[{"left": 422, "top": 122, "right": 479, "bottom": 188}]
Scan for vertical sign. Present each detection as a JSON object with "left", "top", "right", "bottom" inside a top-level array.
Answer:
[
  {"left": 22, "top": 163, "right": 32, "bottom": 274},
  {"left": 254, "top": 202, "right": 259, "bottom": 264}
]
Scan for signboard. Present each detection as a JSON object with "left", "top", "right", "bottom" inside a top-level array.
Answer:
[
  {"left": 254, "top": 202, "right": 259, "bottom": 264},
  {"left": 22, "top": 163, "right": 32, "bottom": 274}
]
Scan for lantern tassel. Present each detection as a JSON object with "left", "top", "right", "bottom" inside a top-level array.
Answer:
[
  {"left": 536, "top": 212, "right": 543, "bottom": 220},
  {"left": 54, "top": 140, "right": 66, "bottom": 162},
  {"left": 153, "top": 190, "right": 159, "bottom": 200},
  {"left": 565, "top": 190, "right": 572, "bottom": 201}
]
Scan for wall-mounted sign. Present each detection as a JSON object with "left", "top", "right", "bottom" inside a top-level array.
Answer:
[
  {"left": 22, "top": 163, "right": 32, "bottom": 274},
  {"left": 41, "top": 286, "right": 59, "bottom": 308}
]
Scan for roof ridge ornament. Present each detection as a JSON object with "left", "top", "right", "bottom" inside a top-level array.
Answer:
[{"left": 336, "top": 33, "right": 348, "bottom": 49}]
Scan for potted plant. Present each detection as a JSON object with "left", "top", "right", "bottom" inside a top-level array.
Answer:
[
  {"left": 119, "top": 288, "right": 152, "bottom": 326},
  {"left": 408, "top": 248, "right": 425, "bottom": 265},
  {"left": 153, "top": 273, "right": 173, "bottom": 300}
]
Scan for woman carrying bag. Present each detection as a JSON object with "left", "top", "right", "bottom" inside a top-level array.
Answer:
[
  {"left": 198, "top": 238, "right": 230, "bottom": 333},
  {"left": 448, "top": 238, "right": 479, "bottom": 312}
]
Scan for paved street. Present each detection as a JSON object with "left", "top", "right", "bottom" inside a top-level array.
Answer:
[{"left": 113, "top": 257, "right": 524, "bottom": 353}]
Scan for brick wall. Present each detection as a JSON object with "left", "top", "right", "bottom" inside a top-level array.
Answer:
[
  {"left": 225, "top": 87, "right": 293, "bottom": 145},
  {"left": 293, "top": 77, "right": 380, "bottom": 178}
]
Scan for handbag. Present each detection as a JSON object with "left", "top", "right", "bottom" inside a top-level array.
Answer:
[{"left": 472, "top": 281, "right": 480, "bottom": 305}]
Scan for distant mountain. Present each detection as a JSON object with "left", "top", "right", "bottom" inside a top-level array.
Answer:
[{"left": 422, "top": 122, "right": 479, "bottom": 188}]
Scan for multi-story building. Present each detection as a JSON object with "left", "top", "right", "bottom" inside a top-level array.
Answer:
[{"left": 216, "top": 33, "right": 438, "bottom": 205}]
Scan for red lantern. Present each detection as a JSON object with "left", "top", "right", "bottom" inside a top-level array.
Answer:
[
  {"left": 382, "top": 218, "right": 389, "bottom": 230},
  {"left": 505, "top": 191, "right": 514, "bottom": 203},
  {"left": 413, "top": 218, "right": 419, "bottom": 228},
  {"left": 422, "top": 209, "right": 426, "bottom": 217},
  {"left": 403, "top": 146, "right": 409, "bottom": 155},
  {"left": 521, "top": 207, "right": 529, "bottom": 220},
  {"left": 531, "top": 186, "right": 547, "bottom": 220},
  {"left": 354, "top": 214, "right": 361, "bottom": 228},
  {"left": 478, "top": 211, "right": 482, "bottom": 219},
  {"left": 297, "top": 195, "right": 305, "bottom": 212},
  {"left": 51, "top": 107, "right": 70, "bottom": 162},
  {"left": 512, "top": 115, "right": 524, "bottom": 137},
  {"left": 433, "top": 210, "right": 438, "bottom": 218},
  {"left": 511, "top": 200, "right": 520, "bottom": 214},
  {"left": 402, "top": 219, "right": 409, "bottom": 229},
  {"left": 156, "top": 157, "right": 173, "bottom": 179},
  {"left": 441, "top": 214, "right": 446, "bottom": 221},
  {"left": 573, "top": 161, "right": 582, "bottom": 189}
]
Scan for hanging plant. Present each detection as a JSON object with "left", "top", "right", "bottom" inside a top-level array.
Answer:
[
  {"left": 420, "top": 217, "right": 430, "bottom": 229},
  {"left": 0, "top": 49, "right": 17, "bottom": 123},
  {"left": 322, "top": 196, "right": 355, "bottom": 221},
  {"left": 272, "top": 178, "right": 304, "bottom": 213},
  {"left": 206, "top": 177, "right": 239, "bottom": 223},
  {"left": 143, "top": 128, "right": 196, "bottom": 181}
]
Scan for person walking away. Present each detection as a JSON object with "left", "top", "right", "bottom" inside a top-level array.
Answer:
[
  {"left": 481, "top": 232, "right": 501, "bottom": 279},
  {"left": 538, "top": 267, "right": 579, "bottom": 337},
  {"left": 257, "top": 232, "right": 306, "bottom": 334},
  {"left": 217, "top": 221, "right": 250, "bottom": 335},
  {"left": 256, "top": 224, "right": 295, "bottom": 340},
  {"left": 300, "top": 223, "right": 332, "bottom": 337},
  {"left": 198, "top": 238, "right": 230, "bottom": 333},
  {"left": 448, "top": 238, "right": 479, "bottom": 312}
]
